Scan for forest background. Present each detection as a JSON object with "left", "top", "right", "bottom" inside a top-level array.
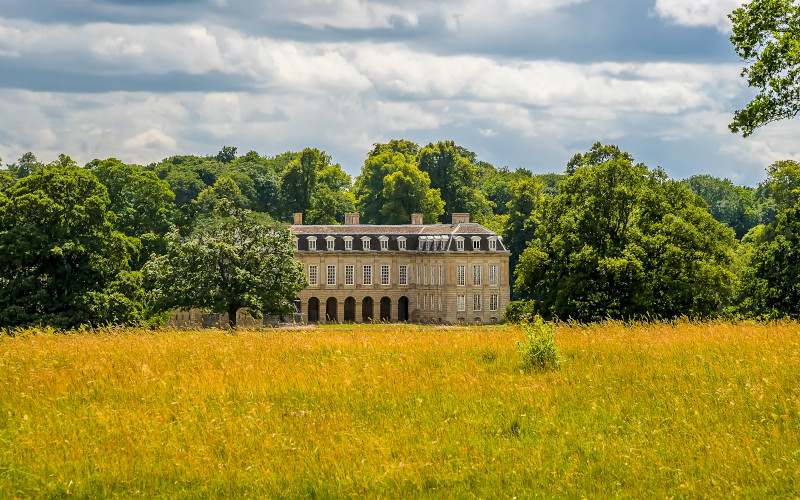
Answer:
[{"left": 1, "top": 136, "right": 798, "bottom": 328}]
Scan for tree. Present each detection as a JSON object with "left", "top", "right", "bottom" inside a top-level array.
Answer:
[
  {"left": 145, "top": 207, "right": 307, "bottom": 328},
  {"left": 87, "top": 158, "right": 175, "bottom": 265},
  {"left": 566, "top": 142, "right": 634, "bottom": 174},
  {"left": 502, "top": 177, "right": 544, "bottom": 278},
  {"left": 280, "top": 148, "right": 326, "bottom": 217},
  {"left": 729, "top": 0, "right": 800, "bottom": 135},
  {"left": 0, "top": 169, "right": 15, "bottom": 193},
  {"left": 515, "top": 154, "right": 736, "bottom": 321},
  {"left": 215, "top": 145, "right": 238, "bottom": 164},
  {"left": 764, "top": 159, "right": 800, "bottom": 212},
  {"left": 0, "top": 165, "right": 142, "bottom": 328},
  {"left": 354, "top": 151, "right": 444, "bottom": 224},
  {"left": 681, "top": 174, "right": 764, "bottom": 238},
  {"left": 7, "top": 152, "right": 44, "bottom": 179},
  {"left": 739, "top": 200, "right": 800, "bottom": 317},
  {"left": 417, "top": 141, "right": 492, "bottom": 223}
]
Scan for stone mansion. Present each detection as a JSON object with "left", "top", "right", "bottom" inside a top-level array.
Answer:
[{"left": 291, "top": 212, "right": 511, "bottom": 324}]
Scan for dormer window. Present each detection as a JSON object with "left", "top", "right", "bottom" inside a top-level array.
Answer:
[
  {"left": 379, "top": 236, "right": 389, "bottom": 251},
  {"left": 488, "top": 237, "right": 497, "bottom": 251},
  {"left": 344, "top": 236, "right": 353, "bottom": 250},
  {"left": 293, "top": 237, "right": 298, "bottom": 250},
  {"left": 398, "top": 236, "right": 407, "bottom": 250},
  {"left": 307, "top": 236, "right": 317, "bottom": 251},
  {"left": 455, "top": 237, "right": 464, "bottom": 251},
  {"left": 326, "top": 236, "right": 335, "bottom": 251},
  {"left": 361, "top": 236, "right": 371, "bottom": 250},
  {"left": 472, "top": 237, "right": 481, "bottom": 250}
]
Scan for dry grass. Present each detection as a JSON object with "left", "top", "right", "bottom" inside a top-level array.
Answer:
[{"left": 1, "top": 321, "right": 799, "bottom": 498}]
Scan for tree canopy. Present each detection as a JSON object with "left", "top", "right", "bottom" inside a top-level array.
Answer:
[
  {"left": 0, "top": 164, "right": 142, "bottom": 328},
  {"left": 729, "top": 0, "right": 800, "bottom": 135},
  {"left": 145, "top": 207, "right": 306, "bottom": 327},
  {"left": 515, "top": 150, "right": 736, "bottom": 321}
]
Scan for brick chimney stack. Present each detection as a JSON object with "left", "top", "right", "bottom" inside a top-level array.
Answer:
[
  {"left": 293, "top": 212, "right": 303, "bottom": 225},
  {"left": 451, "top": 213, "right": 470, "bottom": 224},
  {"left": 345, "top": 213, "right": 360, "bottom": 225},
  {"left": 411, "top": 213, "right": 423, "bottom": 225}
]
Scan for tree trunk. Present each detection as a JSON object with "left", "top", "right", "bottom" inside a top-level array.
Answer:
[{"left": 227, "top": 305, "right": 238, "bottom": 329}]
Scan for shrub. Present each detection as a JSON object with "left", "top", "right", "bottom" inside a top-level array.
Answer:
[
  {"left": 504, "top": 300, "right": 537, "bottom": 324},
  {"left": 518, "top": 316, "right": 563, "bottom": 372}
]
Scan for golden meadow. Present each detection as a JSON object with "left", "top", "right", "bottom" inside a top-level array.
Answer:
[{"left": 1, "top": 322, "right": 798, "bottom": 498}]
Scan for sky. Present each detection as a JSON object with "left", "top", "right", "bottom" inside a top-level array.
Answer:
[{"left": 0, "top": 0, "right": 797, "bottom": 186}]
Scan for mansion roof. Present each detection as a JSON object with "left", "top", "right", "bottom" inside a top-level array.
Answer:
[{"left": 291, "top": 222, "right": 508, "bottom": 253}]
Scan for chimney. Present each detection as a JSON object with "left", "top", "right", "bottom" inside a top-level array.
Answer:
[
  {"left": 451, "top": 213, "right": 470, "bottom": 224},
  {"left": 293, "top": 212, "right": 303, "bottom": 225},
  {"left": 411, "top": 213, "right": 423, "bottom": 225},
  {"left": 345, "top": 212, "right": 360, "bottom": 225}
]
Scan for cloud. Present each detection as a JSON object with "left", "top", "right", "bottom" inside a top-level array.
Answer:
[{"left": 653, "top": 0, "right": 742, "bottom": 32}]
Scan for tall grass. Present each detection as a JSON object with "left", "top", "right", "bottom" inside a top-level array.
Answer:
[{"left": 1, "top": 321, "right": 798, "bottom": 497}]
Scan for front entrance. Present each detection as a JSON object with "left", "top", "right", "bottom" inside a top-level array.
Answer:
[
  {"left": 398, "top": 296, "right": 409, "bottom": 321},
  {"left": 344, "top": 297, "right": 356, "bottom": 322},
  {"left": 362, "top": 297, "right": 374, "bottom": 322},
  {"left": 307, "top": 298, "right": 320, "bottom": 323},
  {"left": 326, "top": 297, "right": 338, "bottom": 322},
  {"left": 380, "top": 297, "right": 391, "bottom": 322}
]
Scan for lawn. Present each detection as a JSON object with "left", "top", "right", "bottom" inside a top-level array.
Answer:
[{"left": 1, "top": 321, "right": 798, "bottom": 498}]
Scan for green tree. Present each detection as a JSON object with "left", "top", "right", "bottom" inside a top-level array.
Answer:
[
  {"left": 7, "top": 152, "right": 44, "bottom": 179},
  {"left": 502, "top": 177, "right": 544, "bottom": 279},
  {"left": 417, "top": 141, "right": 492, "bottom": 223},
  {"left": 681, "top": 174, "right": 763, "bottom": 238},
  {"left": 0, "top": 165, "right": 142, "bottom": 328},
  {"left": 279, "top": 148, "right": 325, "bottom": 217},
  {"left": 0, "top": 169, "right": 15, "bottom": 193},
  {"left": 367, "top": 139, "right": 420, "bottom": 159},
  {"left": 764, "top": 159, "right": 800, "bottom": 212},
  {"left": 215, "top": 145, "right": 238, "bottom": 164},
  {"left": 232, "top": 150, "right": 282, "bottom": 216},
  {"left": 145, "top": 207, "right": 306, "bottom": 328},
  {"left": 739, "top": 200, "right": 800, "bottom": 317},
  {"left": 354, "top": 151, "right": 444, "bottom": 224},
  {"left": 515, "top": 156, "right": 736, "bottom": 321},
  {"left": 729, "top": 0, "right": 800, "bottom": 135},
  {"left": 566, "top": 142, "right": 634, "bottom": 175},
  {"left": 87, "top": 158, "right": 175, "bottom": 265}
]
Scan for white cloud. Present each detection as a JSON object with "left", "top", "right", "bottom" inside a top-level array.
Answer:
[{"left": 653, "top": 0, "right": 742, "bottom": 32}]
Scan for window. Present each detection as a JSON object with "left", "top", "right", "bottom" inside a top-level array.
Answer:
[
  {"left": 473, "top": 294, "right": 482, "bottom": 311},
  {"left": 293, "top": 238, "right": 298, "bottom": 250},
  {"left": 308, "top": 237, "right": 317, "bottom": 251},
  {"left": 344, "top": 237, "right": 353, "bottom": 250},
  {"left": 472, "top": 237, "right": 481, "bottom": 250},
  {"left": 380, "top": 237, "right": 389, "bottom": 250},
  {"left": 438, "top": 295, "right": 442, "bottom": 311},
  {"left": 439, "top": 265, "right": 443, "bottom": 285},
  {"left": 490, "top": 294, "right": 499, "bottom": 311},
  {"left": 457, "top": 295, "right": 465, "bottom": 312},
  {"left": 327, "top": 265, "right": 336, "bottom": 286},
  {"left": 417, "top": 265, "right": 420, "bottom": 284},
  {"left": 362, "top": 237, "right": 371, "bottom": 250},
  {"left": 423, "top": 294, "right": 428, "bottom": 310},
  {"left": 431, "top": 266, "right": 435, "bottom": 286},
  {"left": 490, "top": 264, "right": 498, "bottom": 286},
  {"left": 456, "top": 237, "right": 464, "bottom": 251},
  {"left": 326, "top": 237, "right": 335, "bottom": 251},
  {"left": 424, "top": 265, "right": 427, "bottom": 285},
  {"left": 381, "top": 265, "right": 390, "bottom": 285},
  {"left": 398, "top": 237, "right": 406, "bottom": 250},
  {"left": 363, "top": 265, "right": 372, "bottom": 285},
  {"left": 345, "top": 265, "right": 354, "bottom": 285},
  {"left": 399, "top": 265, "right": 408, "bottom": 285},
  {"left": 489, "top": 238, "right": 497, "bottom": 251},
  {"left": 457, "top": 265, "right": 465, "bottom": 286},
  {"left": 308, "top": 265, "right": 318, "bottom": 286},
  {"left": 473, "top": 265, "right": 482, "bottom": 286},
  {"left": 430, "top": 295, "right": 435, "bottom": 310}
]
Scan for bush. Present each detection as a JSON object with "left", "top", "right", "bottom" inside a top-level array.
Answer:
[
  {"left": 504, "top": 300, "right": 537, "bottom": 324},
  {"left": 518, "top": 316, "right": 563, "bottom": 372}
]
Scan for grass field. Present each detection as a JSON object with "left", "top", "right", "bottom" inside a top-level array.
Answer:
[{"left": 1, "top": 321, "right": 799, "bottom": 498}]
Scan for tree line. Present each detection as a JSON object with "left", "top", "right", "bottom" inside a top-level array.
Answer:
[{"left": 1, "top": 139, "right": 798, "bottom": 328}]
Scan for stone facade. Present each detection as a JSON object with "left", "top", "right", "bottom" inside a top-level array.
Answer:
[{"left": 292, "top": 212, "right": 511, "bottom": 324}]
